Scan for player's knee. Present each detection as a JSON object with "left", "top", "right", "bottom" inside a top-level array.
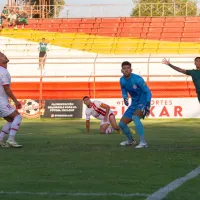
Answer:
[
  {"left": 118, "top": 121, "right": 127, "bottom": 130},
  {"left": 13, "top": 114, "right": 22, "bottom": 124}
]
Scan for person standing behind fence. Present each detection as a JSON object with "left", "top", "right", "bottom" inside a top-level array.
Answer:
[{"left": 38, "top": 38, "right": 48, "bottom": 70}]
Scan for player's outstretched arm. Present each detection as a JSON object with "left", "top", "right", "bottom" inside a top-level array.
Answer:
[
  {"left": 86, "top": 120, "right": 90, "bottom": 133},
  {"left": 162, "top": 58, "right": 187, "bottom": 75}
]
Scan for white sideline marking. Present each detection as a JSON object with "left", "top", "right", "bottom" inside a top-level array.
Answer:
[
  {"left": 0, "top": 191, "right": 149, "bottom": 197},
  {"left": 146, "top": 165, "right": 200, "bottom": 200}
]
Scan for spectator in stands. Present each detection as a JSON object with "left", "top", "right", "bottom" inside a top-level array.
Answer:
[
  {"left": 1, "top": 7, "right": 9, "bottom": 27},
  {"left": 8, "top": 10, "right": 17, "bottom": 27},
  {"left": 15, "top": 10, "right": 28, "bottom": 29},
  {"left": 38, "top": 38, "right": 49, "bottom": 70}
]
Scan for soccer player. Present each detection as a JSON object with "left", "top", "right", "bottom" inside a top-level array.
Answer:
[
  {"left": 0, "top": 52, "right": 22, "bottom": 148},
  {"left": 119, "top": 61, "right": 152, "bottom": 148},
  {"left": 162, "top": 57, "right": 200, "bottom": 102},
  {"left": 83, "top": 96, "right": 121, "bottom": 134},
  {"left": 38, "top": 38, "right": 48, "bottom": 70}
]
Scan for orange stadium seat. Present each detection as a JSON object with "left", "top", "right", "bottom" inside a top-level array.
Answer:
[
  {"left": 148, "top": 27, "right": 163, "bottom": 33},
  {"left": 42, "top": 19, "right": 54, "bottom": 24},
  {"left": 27, "top": 19, "right": 38, "bottom": 24},
  {"left": 120, "top": 33, "right": 141, "bottom": 37},
  {"left": 164, "top": 22, "right": 184, "bottom": 27},
  {"left": 25, "top": 24, "right": 38, "bottom": 29},
  {"left": 146, "top": 32, "right": 161, "bottom": 39},
  {"left": 80, "top": 23, "right": 94, "bottom": 28},
  {"left": 162, "top": 32, "right": 182, "bottom": 38},
  {"left": 183, "top": 27, "right": 200, "bottom": 32},
  {"left": 52, "top": 24, "right": 60, "bottom": 28},
  {"left": 101, "top": 18, "right": 121, "bottom": 23},
  {"left": 82, "top": 18, "right": 97, "bottom": 23},
  {"left": 165, "top": 17, "right": 185, "bottom": 22},
  {"left": 52, "top": 19, "right": 63, "bottom": 24},
  {"left": 62, "top": 19, "right": 82, "bottom": 23},
  {"left": 57, "top": 28, "right": 78, "bottom": 33},
  {"left": 149, "top": 22, "right": 164, "bottom": 27},
  {"left": 99, "top": 23, "right": 120, "bottom": 27},
  {"left": 60, "top": 23, "right": 80, "bottom": 28},
  {"left": 181, "top": 38, "right": 200, "bottom": 42},
  {"left": 123, "top": 22, "right": 144, "bottom": 27},
  {"left": 78, "top": 28, "right": 92, "bottom": 33},
  {"left": 182, "top": 32, "right": 200, "bottom": 37},
  {"left": 163, "top": 27, "right": 183, "bottom": 32},
  {"left": 160, "top": 38, "right": 181, "bottom": 42},
  {"left": 143, "top": 22, "right": 150, "bottom": 27},
  {"left": 151, "top": 17, "right": 165, "bottom": 22},
  {"left": 97, "top": 28, "right": 118, "bottom": 33},
  {"left": 184, "top": 22, "right": 200, "bottom": 27},
  {"left": 40, "top": 24, "right": 52, "bottom": 29},
  {"left": 185, "top": 17, "right": 200, "bottom": 22},
  {"left": 125, "top": 17, "right": 146, "bottom": 22},
  {"left": 121, "top": 27, "right": 142, "bottom": 33}
]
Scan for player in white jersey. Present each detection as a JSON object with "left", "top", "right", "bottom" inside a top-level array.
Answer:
[
  {"left": 0, "top": 52, "right": 23, "bottom": 148},
  {"left": 83, "top": 96, "right": 121, "bottom": 134}
]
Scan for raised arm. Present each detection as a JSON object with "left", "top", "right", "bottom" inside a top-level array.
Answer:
[{"left": 162, "top": 58, "right": 187, "bottom": 75}]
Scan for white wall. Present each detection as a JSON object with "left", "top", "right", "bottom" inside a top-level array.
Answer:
[{"left": 1, "top": 36, "right": 195, "bottom": 82}]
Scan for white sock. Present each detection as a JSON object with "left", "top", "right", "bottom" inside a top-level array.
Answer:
[
  {"left": 0, "top": 122, "right": 11, "bottom": 141},
  {"left": 105, "top": 127, "right": 115, "bottom": 134},
  {"left": 8, "top": 114, "right": 22, "bottom": 141}
]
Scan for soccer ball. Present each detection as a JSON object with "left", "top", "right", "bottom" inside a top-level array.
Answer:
[{"left": 24, "top": 100, "right": 39, "bottom": 116}]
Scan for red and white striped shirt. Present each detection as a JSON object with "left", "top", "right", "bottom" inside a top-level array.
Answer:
[{"left": 85, "top": 100, "right": 112, "bottom": 120}]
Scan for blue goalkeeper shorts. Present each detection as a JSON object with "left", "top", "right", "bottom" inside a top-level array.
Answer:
[{"left": 123, "top": 102, "right": 147, "bottom": 119}]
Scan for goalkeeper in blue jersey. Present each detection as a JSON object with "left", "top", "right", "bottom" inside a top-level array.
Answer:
[{"left": 119, "top": 61, "right": 152, "bottom": 148}]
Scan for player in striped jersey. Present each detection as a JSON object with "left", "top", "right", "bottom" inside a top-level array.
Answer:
[{"left": 83, "top": 96, "right": 121, "bottom": 134}]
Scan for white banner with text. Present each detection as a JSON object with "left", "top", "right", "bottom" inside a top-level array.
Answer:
[{"left": 82, "top": 98, "right": 200, "bottom": 119}]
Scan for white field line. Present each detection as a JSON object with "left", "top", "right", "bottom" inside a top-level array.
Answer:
[
  {"left": 0, "top": 191, "right": 150, "bottom": 197},
  {"left": 146, "top": 165, "right": 200, "bottom": 200}
]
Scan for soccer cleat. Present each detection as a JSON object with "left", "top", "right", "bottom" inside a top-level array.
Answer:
[
  {"left": 0, "top": 141, "right": 9, "bottom": 148},
  {"left": 135, "top": 142, "right": 148, "bottom": 148},
  {"left": 6, "top": 140, "right": 23, "bottom": 148},
  {"left": 120, "top": 140, "right": 137, "bottom": 146}
]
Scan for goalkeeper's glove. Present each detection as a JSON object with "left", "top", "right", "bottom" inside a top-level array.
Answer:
[
  {"left": 124, "top": 98, "right": 129, "bottom": 106},
  {"left": 145, "top": 101, "right": 151, "bottom": 117}
]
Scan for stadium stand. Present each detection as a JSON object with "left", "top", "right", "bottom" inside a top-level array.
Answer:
[{"left": 0, "top": 17, "right": 198, "bottom": 99}]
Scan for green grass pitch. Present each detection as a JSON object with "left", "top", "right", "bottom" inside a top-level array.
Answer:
[{"left": 0, "top": 118, "right": 200, "bottom": 200}]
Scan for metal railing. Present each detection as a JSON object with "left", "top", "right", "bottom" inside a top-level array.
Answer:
[{"left": 6, "top": 2, "right": 200, "bottom": 18}]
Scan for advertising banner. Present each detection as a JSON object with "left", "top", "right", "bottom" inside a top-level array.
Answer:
[
  {"left": 82, "top": 98, "right": 200, "bottom": 119},
  {"left": 41, "top": 100, "right": 83, "bottom": 118}
]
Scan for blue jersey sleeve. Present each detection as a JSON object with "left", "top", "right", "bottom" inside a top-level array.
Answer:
[
  {"left": 120, "top": 79, "right": 128, "bottom": 99},
  {"left": 136, "top": 77, "right": 152, "bottom": 102}
]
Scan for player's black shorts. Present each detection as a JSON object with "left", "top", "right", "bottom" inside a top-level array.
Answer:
[
  {"left": 197, "top": 93, "right": 200, "bottom": 103},
  {"left": 39, "top": 52, "right": 47, "bottom": 58}
]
